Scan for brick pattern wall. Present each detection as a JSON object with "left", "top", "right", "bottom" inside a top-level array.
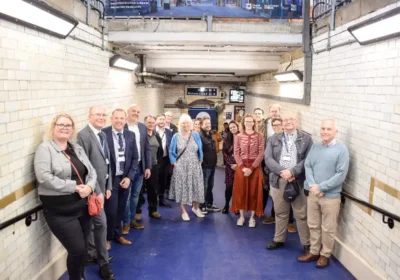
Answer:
[
  {"left": 0, "top": 19, "right": 136, "bottom": 279},
  {"left": 245, "top": 3, "right": 400, "bottom": 279}
]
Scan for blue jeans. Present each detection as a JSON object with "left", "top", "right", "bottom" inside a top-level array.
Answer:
[
  {"left": 202, "top": 167, "right": 215, "bottom": 207},
  {"left": 123, "top": 168, "right": 144, "bottom": 225}
]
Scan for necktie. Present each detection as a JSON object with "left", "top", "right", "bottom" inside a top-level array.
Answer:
[
  {"left": 117, "top": 132, "right": 125, "bottom": 172},
  {"left": 98, "top": 132, "right": 108, "bottom": 159}
]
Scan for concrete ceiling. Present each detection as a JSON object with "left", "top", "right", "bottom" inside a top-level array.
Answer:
[{"left": 108, "top": 25, "right": 303, "bottom": 78}]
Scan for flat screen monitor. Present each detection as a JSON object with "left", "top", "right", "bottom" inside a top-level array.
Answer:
[{"left": 229, "top": 89, "right": 245, "bottom": 103}]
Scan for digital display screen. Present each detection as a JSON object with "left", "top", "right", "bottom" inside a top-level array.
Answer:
[{"left": 229, "top": 89, "right": 245, "bottom": 103}]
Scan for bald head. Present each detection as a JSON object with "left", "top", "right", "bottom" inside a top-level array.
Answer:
[
  {"left": 165, "top": 111, "right": 173, "bottom": 124},
  {"left": 320, "top": 119, "right": 338, "bottom": 145},
  {"left": 269, "top": 104, "right": 281, "bottom": 118},
  {"left": 89, "top": 106, "right": 107, "bottom": 130},
  {"left": 127, "top": 104, "right": 140, "bottom": 124}
]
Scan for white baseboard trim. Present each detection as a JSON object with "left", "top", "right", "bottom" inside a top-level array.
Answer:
[
  {"left": 333, "top": 237, "right": 385, "bottom": 280},
  {"left": 33, "top": 250, "right": 67, "bottom": 280}
]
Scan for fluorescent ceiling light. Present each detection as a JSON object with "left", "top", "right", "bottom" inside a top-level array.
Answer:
[
  {"left": 0, "top": 0, "right": 78, "bottom": 39},
  {"left": 274, "top": 70, "right": 303, "bottom": 82},
  {"left": 177, "top": 72, "right": 236, "bottom": 77},
  {"left": 109, "top": 55, "right": 138, "bottom": 71},
  {"left": 348, "top": 7, "right": 400, "bottom": 45}
]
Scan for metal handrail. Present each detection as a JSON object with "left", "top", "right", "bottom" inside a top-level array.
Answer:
[
  {"left": 0, "top": 204, "right": 43, "bottom": 231},
  {"left": 313, "top": 0, "right": 354, "bottom": 21},
  {"left": 341, "top": 191, "right": 400, "bottom": 229}
]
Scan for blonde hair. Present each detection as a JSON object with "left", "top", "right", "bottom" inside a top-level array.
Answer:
[
  {"left": 240, "top": 114, "right": 258, "bottom": 132},
  {"left": 178, "top": 114, "right": 193, "bottom": 132},
  {"left": 43, "top": 114, "right": 77, "bottom": 141}
]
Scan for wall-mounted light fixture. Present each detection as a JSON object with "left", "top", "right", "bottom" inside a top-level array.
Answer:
[
  {"left": 177, "top": 72, "right": 236, "bottom": 77},
  {"left": 109, "top": 55, "right": 138, "bottom": 71},
  {"left": 0, "top": 0, "right": 79, "bottom": 39},
  {"left": 274, "top": 70, "right": 303, "bottom": 83},
  {"left": 348, "top": 6, "right": 400, "bottom": 45}
]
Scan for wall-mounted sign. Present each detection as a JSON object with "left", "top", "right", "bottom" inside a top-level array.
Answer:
[{"left": 186, "top": 87, "right": 218, "bottom": 97}]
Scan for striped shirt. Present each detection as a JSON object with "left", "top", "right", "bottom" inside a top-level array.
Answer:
[{"left": 234, "top": 132, "right": 265, "bottom": 171}]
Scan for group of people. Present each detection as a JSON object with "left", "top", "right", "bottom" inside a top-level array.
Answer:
[
  {"left": 219, "top": 104, "right": 349, "bottom": 269},
  {"left": 33, "top": 103, "right": 349, "bottom": 280}
]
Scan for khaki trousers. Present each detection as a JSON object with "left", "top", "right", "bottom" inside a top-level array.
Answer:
[
  {"left": 307, "top": 193, "right": 341, "bottom": 258},
  {"left": 270, "top": 179, "right": 310, "bottom": 245}
]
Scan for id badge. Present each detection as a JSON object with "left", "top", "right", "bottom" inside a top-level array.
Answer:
[
  {"left": 283, "top": 155, "right": 291, "bottom": 161},
  {"left": 119, "top": 156, "right": 125, "bottom": 162},
  {"left": 106, "top": 159, "right": 110, "bottom": 165}
]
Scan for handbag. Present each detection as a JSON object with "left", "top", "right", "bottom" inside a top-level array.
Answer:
[
  {"left": 169, "top": 132, "right": 192, "bottom": 174},
  {"left": 283, "top": 180, "right": 300, "bottom": 202},
  {"left": 62, "top": 151, "right": 101, "bottom": 216}
]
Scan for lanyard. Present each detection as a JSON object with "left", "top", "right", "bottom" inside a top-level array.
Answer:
[{"left": 283, "top": 134, "right": 289, "bottom": 153}]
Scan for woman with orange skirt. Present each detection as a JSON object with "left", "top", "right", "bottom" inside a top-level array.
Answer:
[{"left": 231, "top": 114, "right": 264, "bottom": 228}]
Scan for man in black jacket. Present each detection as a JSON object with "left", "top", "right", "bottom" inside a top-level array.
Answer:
[{"left": 199, "top": 117, "right": 220, "bottom": 213}]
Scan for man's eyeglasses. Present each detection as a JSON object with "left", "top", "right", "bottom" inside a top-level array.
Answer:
[
  {"left": 55, "top": 124, "right": 73, "bottom": 129},
  {"left": 282, "top": 118, "right": 295, "bottom": 123},
  {"left": 91, "top": 113, "right": 108, "bottom": 118},
  {"left": 272, "top": 123, "right": 282, "bottom": 127}
]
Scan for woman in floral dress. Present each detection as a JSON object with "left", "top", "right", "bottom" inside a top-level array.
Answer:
[{"left": 169, "top": 114, "right": 205, "bottom": 221}]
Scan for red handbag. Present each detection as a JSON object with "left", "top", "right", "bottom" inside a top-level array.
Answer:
[{"left": 63, "top": 151, "right": 101, "bottom": 216}]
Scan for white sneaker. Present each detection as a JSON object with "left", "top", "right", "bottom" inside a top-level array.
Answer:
[
  {"left": 237, "top": 217, "right": 245, "bottom": 227},
  {"left": 249, "top": 218, "right": 256, "bottom": 228},
  {"left": 182, "top": 212, "right": 190, "bottom": 221},
  {"left": 192, "top": 207, "right": 205, "bottom": 218}
]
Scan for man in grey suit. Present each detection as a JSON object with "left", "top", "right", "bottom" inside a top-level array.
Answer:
[{"left": 77, "top": 106, "right": 115, "bottom": 280}]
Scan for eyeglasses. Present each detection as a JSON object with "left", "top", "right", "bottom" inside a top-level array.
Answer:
[
  {"left": 91, "top": 113, "right": 108, "bottom": 118},
  {"left": 272, "top": 123, "right": 282, "bottom": 127},
  {"left": 55, "top": 124, "right": 73, "bottom": 129},
  {"left": 282, "top": 118, "right": 295, "bottom": 123}
]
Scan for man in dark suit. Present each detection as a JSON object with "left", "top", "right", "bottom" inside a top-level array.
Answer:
[
  {"left": 77, "top": 106, "right": 115, "bottom": 280},
  {"left": 155, "top": 114, "right": 173, "bottom": 206},
  {"left": 102, "top": 109, "right": 138, "bottom": 247},
  {"left": 122, "top": 104, "right": 151, "bottom": 233}
]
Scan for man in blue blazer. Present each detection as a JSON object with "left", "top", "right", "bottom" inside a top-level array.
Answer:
[
  {"left": 122, "top": 104, "right": 152, "bottom": 232},
  {"left": 102, "top": 109, "right": 138, "bottom": 247},
  {"left": 155, "top": 114, "right": 173, "bottom": 207}
]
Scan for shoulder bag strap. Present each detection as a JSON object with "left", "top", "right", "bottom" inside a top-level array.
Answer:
[
  {"left": 62, "top": 151, "right": 84, "bottom": 185},
  {"left": 176, "top": 132, "right": 192, "bottom": 163}
]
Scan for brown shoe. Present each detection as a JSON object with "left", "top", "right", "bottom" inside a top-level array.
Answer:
[
  {"left": 316, "top": 256, "right": 329, "bottom": 268},
  {"left": 297, "top": 252, "right": 320, "bottom": 262},
  {"left": 288, "top": 223, "right": 297, "bottom": 233},
  {"left": 135, "top": 213, "right": 142, "bottom": 221},
  {"left": 116, "top": 236, "right": 132, "bottom": 245},
  {"left": 122, "top": 224, "right": 130, "bottom": 235},
  {"left": 262, "top": 216, "right": 275, "bottom": 224},
  {"left": 150, "top": 212, "right": 161, "bottom": 219},
  {"left": 130, "top": 220, "right": 145, "bottom": 229},
  {"left": 106, "top": 241, "right": 111, "bottom": 251}
]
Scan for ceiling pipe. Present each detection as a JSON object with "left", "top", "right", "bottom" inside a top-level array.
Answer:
[{"left": 137, "top": 54, "right": 170, "bottom": 82}]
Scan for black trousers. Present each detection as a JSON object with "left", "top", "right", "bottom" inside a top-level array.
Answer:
[
  {"left": 43, "top": 200, "right": 91, "bottom": 280},
  {"left": 137, "top": 164, "right": 160, "bottom": 213},
  {"left": 104, "top": 175, "right": 130, "bottom": 240},
  {"left": 158, "top": 156, "right": 170, "bottom": 200},
  {"left": 225, "top": 184, "right": 233, "bottom": 205}
]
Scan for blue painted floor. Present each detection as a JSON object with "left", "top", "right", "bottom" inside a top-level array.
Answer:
[{"left": 60, "top": 167, "right": 355, "bottom": 280}]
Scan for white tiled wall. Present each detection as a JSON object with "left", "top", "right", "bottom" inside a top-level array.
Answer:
[
  {"left": 0, "top": 19, "right": 136, "bottom": 279},
  {"left": 245, "top": 3, "right": 400, "bottom": 279}
]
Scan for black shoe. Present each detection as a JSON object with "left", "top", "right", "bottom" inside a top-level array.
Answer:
[
  {"left": 304, "top": 245, "right": 311, "bottom": 254},
  {"left": 200, "top": 206, "right": 208, "bottom": 214},
  {"left": 159, "top": 200, "right": 172, "bottom": 207},
  {"left": 266, "top": 241, "right": 285, "bottom": 250},
  {"left": 99, "top": 263, "right": 116, "bottom": 280},
  {"left": 206, "top": 205, "right": 221, "bottom": 212},
  {"left": 222, "top": 204, "right": 229, "bottom": 214}
]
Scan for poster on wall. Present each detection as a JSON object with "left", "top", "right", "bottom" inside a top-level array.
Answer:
[
  {"left": 234, "top": 106, "right": 245, "bottom": 123},
  {"left": 225, "top": 112, "right": 232, "bottom": 120}
]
